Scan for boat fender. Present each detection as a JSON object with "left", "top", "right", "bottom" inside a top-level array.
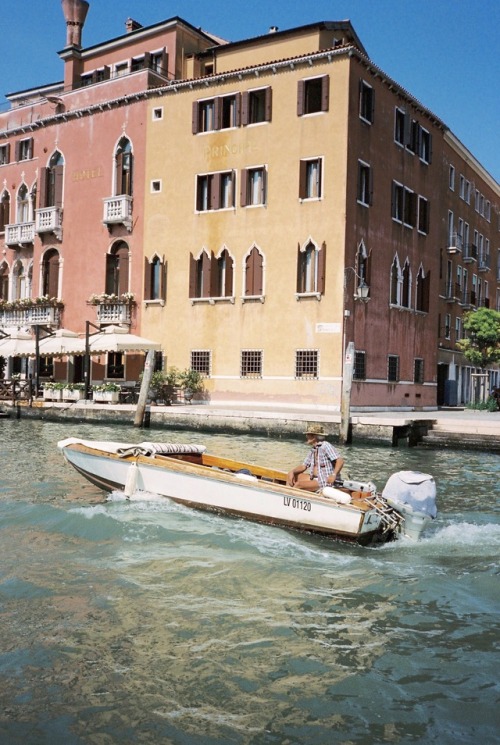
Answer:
[
  {"left": 235, "top": 469, "right": 258, "bottom": 482},
  {"left": 124, "top": 462, "right": 138, "bottom": 497},
  {"left": 322, "top": 486, "right": 351, "bottom": 504}
]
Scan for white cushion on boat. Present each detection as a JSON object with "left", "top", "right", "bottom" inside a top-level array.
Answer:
[{"left": 322, "top": 486, "right": 352, "bottom": 504}]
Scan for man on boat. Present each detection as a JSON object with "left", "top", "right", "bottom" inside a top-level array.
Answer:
[{"left": 287, "top": 424, "right": 344, "bottom": 492}]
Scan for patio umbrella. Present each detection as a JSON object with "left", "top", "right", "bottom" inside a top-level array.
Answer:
[
  {"left": 37, "top": 328, "right": 86, "bottom": 356},
  {"left": 87, "top": 325, "right": 161, "bottom": 354},
  {"left": 0, "top": 331, "right": 36, "bottom": 357}
]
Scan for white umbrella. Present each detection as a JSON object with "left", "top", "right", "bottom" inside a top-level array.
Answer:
[
  {"left": 0, "top": 331, "right": 36, "bottom": 357},
  {"left": 38, "top": 328, "right": 86, "bottom": 356},
  {"left": 87, "top": 325, "right": 160, "bottom": 354}
]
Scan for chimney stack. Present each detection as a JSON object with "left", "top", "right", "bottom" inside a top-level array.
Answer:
[
  {"left": 61, "top": 0, "right": 90, "bottom": 47},
  {"left": 125, "top": 18, "right": 143, "bottom": 33}
]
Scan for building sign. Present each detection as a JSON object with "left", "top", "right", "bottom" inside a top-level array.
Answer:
[
  {"left": 204, "top": 143, "right": 257, "bottom": 162},
  {"left": 316, "top": 323, "right": 341, "bottom": 334},
  {"left": 72, "top": 167, "right": 103, "bottom": 181}
]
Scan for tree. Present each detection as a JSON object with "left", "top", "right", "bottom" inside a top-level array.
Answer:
[{"left": 457, "top": 307, "right": 500, "bottom": 370}]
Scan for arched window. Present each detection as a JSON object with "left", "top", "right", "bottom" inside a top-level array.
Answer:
[
  {"left": 390, "top": 255, "right": 401, "bottom": 305},
  {"left": 401, "top": 260, "right": 411, "bottom": 308},
  {"left": 0, "top": 191, "right": 10, "bottom": 232},
  {"left": 415, "top": 265, "right": 430, "bottom": 313},
  {"left": 115, "top": 138, "right": 133, "bottom": 196},
  {"left": 105, "top": 241, "right": 129, "bottom": 296},
  {"left": 296, "top": 240, "right": 326, "bottom": 295},
  {"left": 43, "top": 151, "right": 64, "bottom": 208},
  {"left": 42, "top": 249, "right": 60, "bottom": 298},
  {"left": 17, "top": 184, "right": 29, "bottom": 224},
  {"left": 189, "top": 249, "right": 211, "bottom": 299},
  {"left": 144, "top": 255, "right": 166, "bottom": 301},
  {"left": 13, "top": 260, "right": 26, "bottom": 301},
  {"left": 215, "top": 248, "right": 234, "bottom": 297},
  {"left": 244, "top": 246, "right": 264, "bottom": 297},
  {"left": 0, "top": 262, "right": 9, "bottom": 301}
]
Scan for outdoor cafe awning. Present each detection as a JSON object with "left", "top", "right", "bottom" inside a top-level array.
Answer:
[
  {"left": 86, "top": 325, "right": 161, "bottom": 354},
  {"left": 0, "top": 331, "right": 36, "bottom": 357}
]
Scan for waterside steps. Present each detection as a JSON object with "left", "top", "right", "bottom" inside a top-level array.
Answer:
[{"left": 419, "top": 422, "right": 500, "bottom": 452}]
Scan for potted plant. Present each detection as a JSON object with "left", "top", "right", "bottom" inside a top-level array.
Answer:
[
  {"left": 43, "top": 381, "right": 65, "bottom": 401},
  {"left": 178, "top": 368, "right": 204, "bottom": 403},
  {"left": 62, "top": 383, "right": 85, "bottom": 402},
  {"left": 145, "top": 367, "right": 180, "bottom": 405},
  {"left": 92, "top": 382, "right": 121, "bottom": 403}
]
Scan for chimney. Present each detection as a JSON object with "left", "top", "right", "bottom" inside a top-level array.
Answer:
[
  {"left": 269, "top": 26, "right": 279, "bottom": 34},
  {"left": 125, "top": 18, "right": 142, "bottom": 33},
  {"left": 61, "top": 0, "right": 90, "bottom": 47}
]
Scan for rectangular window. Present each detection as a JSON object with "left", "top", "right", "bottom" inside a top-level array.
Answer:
[
  {"left": 449, "top": 165, "right": 455, "bottom": 191},
  {"left": 107, "top": 352, "right": 124, "bottom": 379},
  {"left": 419, "top": 127, "right": 432, "bottom": 163},
  {"left": 297, "top": 76, "right": 329, "bottom": 115},
  {"left": 241, "top": 167, "right": 266, "bottom": 207},
  {"left": 196, "top": 172, "right": 235, "bottom": 211},
  {"left": 295, "top": 350, "right": 319, "bottom": 379},
  {"left": 0, "top": 144, "right": 10, "bottom": 166},
  {"left": 407, "top": 119, "right": 419, "bottom": 153},
  {"left": 394, "top": 107, "right": 405, "bottom": 145},
  {"left": 220, "top": 94, "right": 240, "bottom": 129},
  {"left": 241, "top": 350, "right": 263, "bottom": 378},
  {"left": 357, "top": 161, "right": 372, "bottom": 206},
  {"left": 359, "top": 80, "right": 374, "bottom": 123},
  {"left": 353, "top": 351, "right": 366, "bottom": 381},
  {"left": 191, "top": 350, "right": 211, "bottom": 376},
  {"left": 197, "top": 99, "right": 216, "bottom": 133},
  {"left": 392, "top": 181, "right": 404, "bottom": 222},
  {"left": 403, "top": 188, "right": 416, "bottom": 227},
  {"left": 299, "top": 158, "right": 322, "bottom": 200},
  {"left": 444, "top": 314, "right": 451, "bottom": 339},
  {"left": 16, "top": 138, "right": 33, "bottom": 161},
  {"left": 242, "top": 87, "right": 272, "bottom": 125},
  {"left": 387, "top": 355, "right": 400, "bottom": 382},
  {"left": 418, "top": 196, "right": 429, "bottom": 234},
  {"left": 414, "top": 358, "right": 424, "bottom": 384},
  {"left": 114, "top": 62, "right": 129, "bottom": 77}
]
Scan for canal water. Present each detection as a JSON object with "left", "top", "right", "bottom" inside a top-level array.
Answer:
[{"left": 0, "top": 418, "right": 498, "bottom": 745}]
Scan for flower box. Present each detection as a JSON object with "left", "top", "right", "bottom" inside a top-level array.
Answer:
[
  {"left": 62, "top": 388, "right": 85, "bottom": 402},
  {"left": 93, "top": 390, "right": 120, "bottom": 403},
  {"left": 43, "top": 388, "right": 63, "bottom": 402}
]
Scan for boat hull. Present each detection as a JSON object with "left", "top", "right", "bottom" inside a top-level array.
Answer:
[{"left": 59, "top": 441, "right": 393, "bottom": 545}]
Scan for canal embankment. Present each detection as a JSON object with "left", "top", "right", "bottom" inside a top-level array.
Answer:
[{"left": 3, "top": 399, "right": 500, "bottom": 452}]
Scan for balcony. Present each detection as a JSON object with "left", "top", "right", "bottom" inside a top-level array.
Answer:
[
  {"left": 463, "top": 243, "right": 478, "bottom": 263},
  {"left": 446, "top": 233, "right": 463, "bottom": 255},
  {"left": 103, "top": 195, "right": 133, "bottom": 231},
  {"left": 0, "top": 300, "right": 62, "bottom": 329},
  {"left": 4, "top": 221, "right": 35, "bottom": 247},
  {"left": 95, "top": 302, "right": 132, "bottom": 325},
  {"left": 477, "top": 253, "right": 490, "bottom": 272},
  {"left": 443, "top": 281, "right": 461, "bottom": 303},
  {"left": 35, "top": 207, "right": 63, "bottom": 240}
]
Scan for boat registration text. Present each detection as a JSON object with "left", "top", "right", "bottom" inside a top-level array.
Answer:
[{"left": 283, "top": 497, "right": 312, "bottom": 512}]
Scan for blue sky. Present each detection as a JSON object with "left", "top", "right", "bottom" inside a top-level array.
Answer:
[{"left": 1, "top": 0, "right": 498, "bottom": 183}]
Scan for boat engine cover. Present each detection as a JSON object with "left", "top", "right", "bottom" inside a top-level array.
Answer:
[{"left": 382, "top": 471, "right": 437, "bottom": 518}]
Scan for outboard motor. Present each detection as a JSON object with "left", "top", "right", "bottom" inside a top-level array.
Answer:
[{"left": 382, "top": 471, "right": 437, "bottom": 540}]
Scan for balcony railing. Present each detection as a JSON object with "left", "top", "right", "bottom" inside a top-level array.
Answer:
[
  {"left": 463, "top": 243, "right": 478, "bottom": 263},
  {"left": 95, "top": 302, "right": 131, "bottom": 325},
  {"left": 446, "top": 233, "right": 463, "bottom": 254},
  {"left": 4, "top": 221, "right": 36, "bottom": 246},
  {"left": 443, "top": 281, "right": 461, "bottom": 302},
  {"left": 35, "top": 207, "right": 63, "bottom": 239},
  {"left": 103, "top": 195, "right": 133, "bottom": 231},
  {"left": 477, "top": 253, "right": 490, "bottom": 272},
  {"left": 0, "top": 304, "right": 62, "bottom": 328}
]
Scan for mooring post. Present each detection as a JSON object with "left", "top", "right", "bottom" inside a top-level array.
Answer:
[
  {"left": 340, "top": 341, "right": 354, "bottom": 445},
  {"left": 134, "top": 350, "right": 155, "bottom": 427}
]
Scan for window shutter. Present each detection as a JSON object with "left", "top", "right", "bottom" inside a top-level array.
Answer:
[
  {"left": 428, "top": 133, "right": 433, "bottom": 164},
  {"left": 265, "top": 86, "right": 272, "bottom": 121},
  {"left": 117, "top": 249, "right": 129, "bottom": 296},
  {"left": 423, "top": 270, "right": 431, "bottom": 313},
  {"left": 211, "top": 173, "right": 221, "bottom": 210},
  {"left": 241, "top": 92, "right": 249, "bottom": 126},
  {"left": 299, "top": 160, "right": 307, "bottom": 199},
  {"left": 189, "top": 253, "right": 197, "bottom": 298},
  {"left": 15, "top": 141, "right": 21, "bottom": 162},
  {"left": 321, "top": 75, "right": 329, "bottom": 112},
  {"left": 161, "top": 50, "right": 169, "bottom": 77},
  {"left": 245, "top": 252, "right": 253, "bottom": 295},
  {"left": 144, "top": 257, "right": 152, "bottom": 300},
  {"left": 317, "top": 243, "right": 327, "bottom": 294},
  {"left": 47, "top": 253, "right": 59, "bottom": 298},
  {"left": 425, "top": 200, "right": 431, "bottom": 234},
  {"left": 160, "top": 258, "right": 167, "bottom": 301},
  {"left": 115, "top": 151, "right": 123, "bottom": 195},
  {"left": 296, "top": 243, "right": 303, "bottom": 292},
  {"left": 54, "top": 165, "right": 64, "bottom": 208},
  {"left": 234, "top": 92, "right": 242, "bottom": 127},
  {"left": 297, "top": 80, "right": 305, "bottom": 116},
  {"left": 27, "top": 137, "right": 34, "bottom": 159},
  {"left": 255, "top": 249, "right": 264, "bottom": 295},
  {"left": 192, "top": 102, "right": 199, "bottom": 134},
  {"left": 143, "top": 52, "right": 151, "bottom": 69},
  {"left": 370, "top": 87, "right": 375, "bottom": 123},
  {"left": 240, "top": 169, "right": 248, "bottom": 207},
  {"left": 38, "top": 167, "right": 49, "bottom": 209},
  {"left": 4, "top": 143, "right": 10, "bottom": 163},
  {"left": 403, "top": 112, "right": 411, "bottom": 147},
  {"left": 369, "top": 165, "right": 374, "bottom": 205},
  {"left": 214, "top": 97, "right": 222, "bottom": 130},
  {"left": 225, "top": 254, "right": 234, "bottom": 296}
]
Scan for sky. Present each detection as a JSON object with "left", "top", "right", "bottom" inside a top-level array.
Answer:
[{"left": 1, "top": 0, "right": 498, "bottom": 183}]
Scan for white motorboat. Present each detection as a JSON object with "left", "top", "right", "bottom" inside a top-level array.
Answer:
[{"left": 58, "top": 438, "right": 437, "bottom": 546}]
